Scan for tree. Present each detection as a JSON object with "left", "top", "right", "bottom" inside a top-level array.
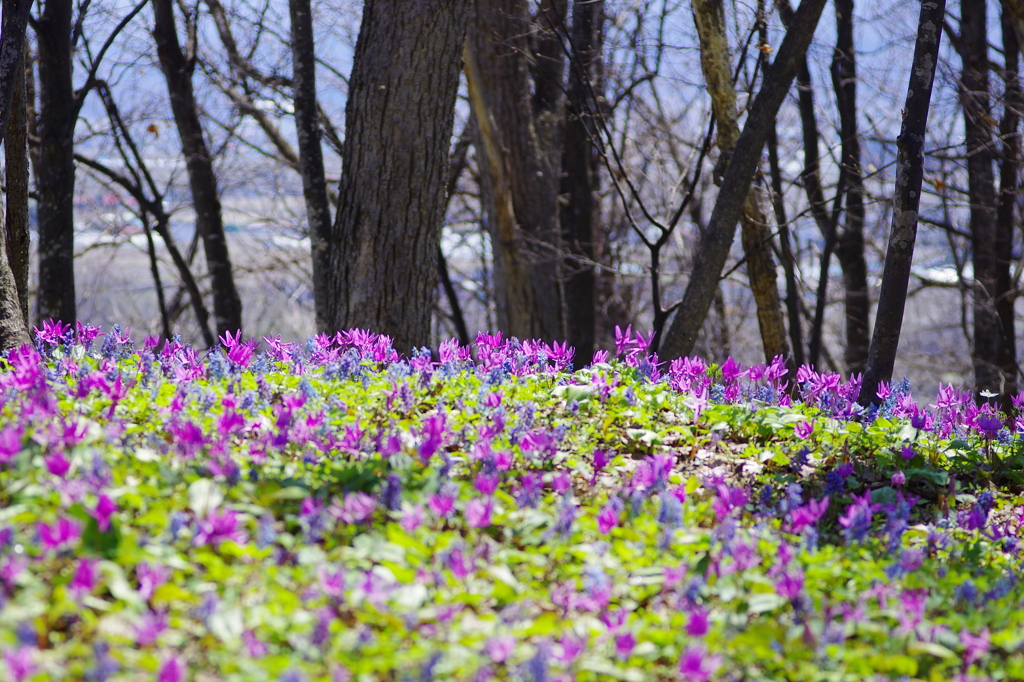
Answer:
[
  {"left": 0, "top": 0, "right": 33, "bottom": 349},
  {"left": 692, "top": 0, "right": 789, "bottom": 364},
  {"left": 658, "top": 0, "right": 828, "bottom": 362},
  {"left": 152, "top": 0, "right": 242, "bottom": 337},
  {"left": 324, "top": 0, "right": 469, "bottom": 353},
  {"left": 288, "top": 0, "right": 332, "bottom": 333},
  {"left": 857, "top": 0, "right": 946, "bottom": 407}
]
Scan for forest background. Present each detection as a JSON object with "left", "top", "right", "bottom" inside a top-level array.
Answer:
[{"left": 0, "top": 0, "right": 1015, "bottom": 404}]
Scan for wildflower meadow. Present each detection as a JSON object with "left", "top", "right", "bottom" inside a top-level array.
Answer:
[{"left": 1, "top": 321, "right": 1023, "bottom": 681}]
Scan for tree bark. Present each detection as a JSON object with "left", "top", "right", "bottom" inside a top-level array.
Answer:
[
  {"left": 560, "top": 0, "right": 602, "bottom": 363},
  {"left": 468, "top": 0, "right": 566, "bottom": 342},
  {"left": 857, "top": 0, "right": 945, "bottom": 407},
  {"left": 658, "top": 0, "right": 827, "bottom": 362},
  {"left": 692, "top": 0, "right": 789, "bottom": 364},
  {"left": 325, "top": 0, "right": 469, "bottom": 354},
  {"left": 5, "top": 36, "right": 29, "bottom": 325},
  {"left": 34, "top": 0, "right": 76, "bottom": 326},
  {"left": 0, "top": 0, "right": 32, "bottom": 349},
  {"left": 960, "top": 0, "right": 1004, "bottom": 398},
  {"left": 831, "top": 0, "right": 870, "bottom": 377},
  {"left": 996, "top": 5, "right": 1020, "bottom": 405},
  {"left": 288, "top": 0, "right": 332, "bottom": 333},
  {"left": 152, "top": 0, "right": 243, "bottom": 335}
]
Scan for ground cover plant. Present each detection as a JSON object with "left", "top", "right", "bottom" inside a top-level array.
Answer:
[{"left": 1, "top": 322, "right": 1023, "bottom": 681}]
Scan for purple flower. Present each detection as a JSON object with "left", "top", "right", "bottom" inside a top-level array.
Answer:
[
  {"left": 550, "top": 471, "right": 571, "bottom": 495},
  {"left": 243, "top": 630, "right": 267, "bottom": 658},
  {"left": 976, "top": 414, "right": 1003, "bottom": 437},
  {"left": 339, "top": 492, "right": 376, "bottom": 524},
  {"left": 900, "top": 445, "right": 916, "bottom": 460},
  {"left": 678, "top": 645, "right": 721, "bottom": 682},
  {"left": 157, "top": 654, "right": 184, "bottom": 682},
  {"left": 838, "top": 492, "right": 877, "bottom": 544},
  {"left": 712, "top": 485, "right": 749, "bottom": 519},
  {"left": 193, "top": 508, "right": 247, "bottom": 547},
  {"left": 794, "top": 420, "right": 814, "bottom": 440},
  {"left": 719, "top": 357, "right": 744, "bottom": 383},
  {"left": 961, "top": 628, "right": 990, "bottom": 666},
  {"left": 485, "top": 635, "right": 515, "bottom": 663},
  {"left": 555, "top": 633, "right": 586, "bottom": 663},
  {"left": 319, "top": 567, "right": 346, "bottom": 599},
  {"left": 474, "top": 472, "right": 500, "bottom": 496},
  {"left": 465, "top": 498, "right": 492, "bottom": 528},
  {"left": 70, "top": 558, "right": 99, "bottom": 597},
  {"left": 428, "top": 492, "right": 456, "bottom": 518},
  {"left": 776, "top": 568, "right": 804, "bottom": 600},
  {"left": 686, "top": 607, "right": 709, "bottom": 637},
  {"left": 0, "top": 426, "right": 23, "bottom": 464},
  {"left": 92, "top": 494, "right": 118, "bottom": 532},
  {"left": 891, "top": 471, "right": 906, "bottom": 487}
]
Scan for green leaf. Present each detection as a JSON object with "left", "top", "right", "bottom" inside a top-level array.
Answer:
[{"left": 188, "top": 478, "right": 224, "bottom": 517}]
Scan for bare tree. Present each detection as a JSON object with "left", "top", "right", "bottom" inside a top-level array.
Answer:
[
  {"left": 325, "top": 0, "right": 469, "bottom": 353},
  {"left": 658, "top": 0, "right": 828, "bottom": 362},
  {"left": 858, "top": 0, "right": 946, "bottom": 406},
  {"left": 5, "top": 36, "right": 29, "bottom": 325},
  {"left": 152, "top": 0, "right": 242, "bottom": 336}
]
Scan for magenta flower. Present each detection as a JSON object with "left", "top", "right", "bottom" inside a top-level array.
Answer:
[
  {"left": 686, "top": 607, "right": 710, "bottom": 637},
  {"left": 485, "top": 635, "right": 515, "bottom": 663},
  {"left": 157, "top": 654, "right": 184, "bottom": 682},
  {"left": 776, "top": 568, "right": 804, "bottom": 600},
  {"left": 679, "top": 645, "right": 721, "bottom": 682},
  {"left": 0, "top": 426, "right": 23, "bottom": 464},
  {"left": 555, "top": 633, "right": 586, "bottom": 663},
  {"left": 900, "top": 445, "right": 916, "bottom": 460},
  {"left": 465, "top": 498, "right": 492, "bottom": 528},
  {"left": 474, "top": 471, "right": 500, "bottom": 496},
  {"left": 243, "top": 629, "right": 267, "bottom": 658},
  {"left": 794, "top": 420, "right": 814, "bottom": 439},
  {"left": 614, "top": 631, "right": 636, "bottom": 659},
  {"left": 70, "top": 558, "right": 99, "bottom": 597},
  {"left": 38, "top": 517, "right": 81, "bottom": 552},
  {"left": 597, "top": 502, "right": 620, "bottom": 534},
  {"left": 550, "top": 472, "right": 571, "bottom": 495},
  {"left": 891, "top": 471, "right": 906, "bottom": 487},
  {"left": 428, "top": 492, "right": 456, "bottom": 519},
  {"left": 319, "top": 567, "right": 346, "bottom": 599},
  {"left": 787, "top": 497, "right": 829, "bottom": 534},
  {"left": 92, "top": 494, "right": 118, "bottom": 532},
  {"left": 3, "top": 646, "right": 35, "bottom": 682},
  {"left": 44, "top": 451, "right": 71, "bottom": 478},
  {"left": 193, "top": 508, "right": 247, "bottom": 547},
  {"left": 137, "top": 562, "right": 170, "bottom": 601}
]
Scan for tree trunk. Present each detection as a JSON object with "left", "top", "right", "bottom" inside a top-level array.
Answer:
[
  {"left": 35, "top": 0, "right": 76, "bottom": 326},
  {"left": 767, "top": 126, "right": 805, "bottom": 367},
  {"left": 692, "top": 0, "right": 789, "bottom": 364},
  {"left": 961, "top": 0, "right": 1004, "bottom": 398},
  {"left": 5, "top": 36, "right": 30, "bottom": 325},
  {"left": 832, "top": 0, "right": 870, "bottom": 377},
  {"left": 289, "top": 0, "right": 332, "bottom": 333},
  {"left": 467, "top": 0, "right": 566, "bottom": 342},
  {"left": 857, "top": 0, "right": 945, "bottom": 407},
  {"left": 996, "top": 5, "right": 1020, "bottom": 406},
  {"left": 0, "top": 0, "right": 33, "bottom": 349},
  {"left": 658, "top": 0, "right": 828, "bottom": 362},
  {"left": 325, "top": 0, "right": 469, "bottom": 354},
  {"left": 152, "top": 0, "right": 243, "bottom": 335},
  {"left": 560, "top": 0, "right": 602, "bottom": 363}
]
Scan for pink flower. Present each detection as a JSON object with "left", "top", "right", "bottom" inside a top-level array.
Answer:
[
  {"left": 961, "top": 628, "right": 990, "bottom": 666},
  {"left": 679, "top": 644, "right": 721, "bottom": 682},
  {"left": 686, "top": 607, "right": 709, "bottom": 637},
  {"left": 428, "top": 492, "right": 456, "bottom": 518},
  {"left": 319, "top": 567, "right": 346, "bottom": 599},
  {"left": 70, "top": 558, "right": 99, "bottom": 597},
  {"left": 485, "top": 635, "right": 516, "bottom": 663},
  {"left": 135, "top": 610, "right": 168, "bottom": 647},
  {"left": 555, "top": 633, "right": 586, "bottom": 663},
  {"left": 243, "top": 629, "right": 267, "bottom": 658},
  {"left": 401, "top": 504, "right": 423, "bottom": 532},
  {"left": 551, "top": 472, "right": 571, "bottom": 495},
  {"left": 44, "top": 451, "right": 71, "bottom": 478},
  {"left": 794, "top": 420, "right": 814, "bottom": 439},
  {"left": 776, "top": 568, "right": 804, "bottom": 600},
  {"left": 157, "top": 654, "right": 184, "bottom": 682},
  {"left": 0, "top": 426, "right": 23, "bottom": 464},
  {"left": 597, "top": 502, "right": 620, "bottom": 534},
  {"left": 339, "top": 492, "right": 376, "bottom": 524},
  {"left": 891, "top": 471, "right": 906, "bottom": 487},
  {"left": 92, "top": 494, "right": 118, "bottom": 532},
  {"left": 193, "top": 508, "right": 247, "bottom": 547},
  {"left": 474, "top": 471, "right": 500, "bottom": 496},
  {"left": 137, "top": 562, "right": 170, "bottom": 601},
  {"left": 465, "top": 498, "right": 492, "bottom": 528},
  {"left": 3, "top": 646, "right": 35, "bottom": 682},
  {"left": 614, "top": 631, "right": 636, "bottom": 659},
  {"left": 38, "top": 517, "right": 81, "bottom": 552}
]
